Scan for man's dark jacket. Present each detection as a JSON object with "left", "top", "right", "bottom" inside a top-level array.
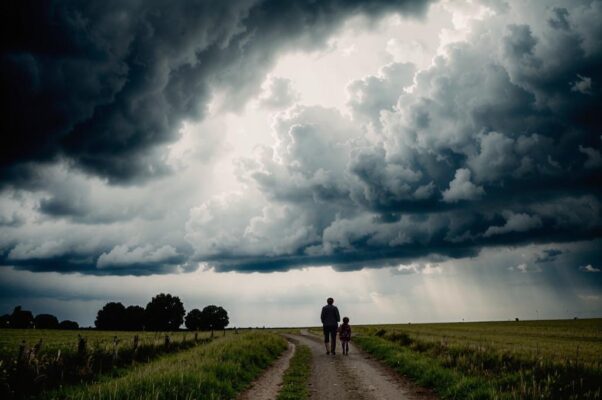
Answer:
[{"left": 321, "top": 304, "right": 340, "bottom": 327}]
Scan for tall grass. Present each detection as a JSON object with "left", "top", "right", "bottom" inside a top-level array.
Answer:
[
  {"left": 355, "top": 323, "right": 602, "bottom": 400},
  {"left": 0, "top": 330, "right": 212, "bottom": 399},
  {"left": 356, "top": 335, "right": 495, "bottom": 399},
  {"left": 45, "top": 332, "right": 287, "bottom": 400}
]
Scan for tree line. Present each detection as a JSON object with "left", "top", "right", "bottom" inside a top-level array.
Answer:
[
  {"left": 96, "top": 293, "right": 229, "bottom": 332},
  {"left": 1, "top": 306, "right": 79, "bottom": 330},
  {"left": 1, "top": 293, "right": 229, "bottom": 332}
]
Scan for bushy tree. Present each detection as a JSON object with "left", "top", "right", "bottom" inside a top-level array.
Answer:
[
  {"left": 34, "top": 314, "right": 60, "bottom": 329},
  {"left": 95, "top": 302, "right": 126, "bottom": 330},
  {"left": 10, "top": 306, "right": 34, "bottom": 329},
  {"left": 124, "top": 305, "right": 145, "bottom": 331},
  {"left": 59, "top": 320, "right": 79, "bottom": 330},
  {"left": 185, "top": 308, "right": 203, "bottom": 331},
  {"left": 145, "top": 293, "right": 185, "bottom": 331},
  {"left": 200, "top": 305, "right": 229, "bottom": 332}
]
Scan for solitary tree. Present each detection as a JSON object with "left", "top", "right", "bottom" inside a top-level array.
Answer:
[
  {"left": 9, "top": 306, "right": 34, "bottom": 329},
  {"left": 200, "top": 305, "right": 229, "bottom": 333},
  {"left": 185, "top": 308, "right": 204, "bottom": 331},
  {"left": 34, "top": 314, "right": 60, "bottom": 329},
  {"left": 59, "top": 320, "right": 79, "bottom": 330},
  {"left": 124, "top": 305, "right": 146, "bottom": 331},
  {"left": 145, "top": 293, "right": 185, "bottom": 331},
  {"left": 95, "top": 302, "right": 126, "bottom": 330}
]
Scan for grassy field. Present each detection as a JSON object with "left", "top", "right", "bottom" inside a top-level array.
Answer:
[
  {"left": 0, "top": 329, "right": 212, "bottom": 359},
  {"left": 353, "top": 319, "right": 602, "bottom": 399},
  {"left": 43, "top": 332, "right": 287, "bottom": 400},
  {"left": 357, "top": 319, "right": 602, "bottom": 364},
  {"left": 2, "top": 320, "right": 600, "bottom": 399},
  {"left": 0, "top": 329, "right": 217, "bottom": 398}
]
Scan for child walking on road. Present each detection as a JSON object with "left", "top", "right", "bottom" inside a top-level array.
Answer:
[{"left": 339, "top": 317, "right": 351, "bottom": 355}]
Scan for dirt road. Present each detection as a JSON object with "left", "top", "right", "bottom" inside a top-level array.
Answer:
[
  {"left": 238, "top": 331, "right": 435, "bottom": 400},
  {"left": 285, "top": 331, "right": 435, "bottom": 400}
]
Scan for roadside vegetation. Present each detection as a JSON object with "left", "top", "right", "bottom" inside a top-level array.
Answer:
[
  {"left": 0, "top": 329, "right": 213, "bottom": 399},
  {"left": 43, "top": 332, "right": 287, "bottom": 400},
  {"left": 277, "top": 343, "right": 312, "bottom": 400},
  {"left": 354, "top": 319, "right": 602, "bottom": 399}
]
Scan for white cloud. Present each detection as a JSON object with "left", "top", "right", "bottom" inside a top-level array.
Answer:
[
  {"left": 578, "top": 294, "right": 601, "bottom": 302},
  {"left": 8, "top": 240, "right": 68, "bottom": 260},
  {"left": 97, "top": 245, "right": 179, "bottom": 269},
  {"left": 578, "top": 145, "right": 602, "bottom": 169},
  {"left": 392, "top": 262, "right": 440, "bottom": 275},
  {"left": 442, "top": 168, "right": 485, "bottom": 202},
  {"left": 579, "top": 264, "right": 600, "bottom": 273},
  {"left": 571, "top": 74, "right": 593, "bottom": 94},
  {"left": 484, "top": 212, "right": 542, "bottom": 237},
  {"left": 259, "top": 76, "right": 299, "bottom": 109},
  {"left": 508, "top": 263, "right": 542, "bottom": 273},
  {"left": 347, "top": 62, "right": 416, "bottom": 129}
]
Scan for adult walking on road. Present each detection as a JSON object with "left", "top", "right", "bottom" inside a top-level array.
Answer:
[{"left": 320, "top": 297, "right": 340, "bottom": 355}]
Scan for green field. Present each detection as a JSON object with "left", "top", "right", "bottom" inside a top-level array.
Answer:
[
  {"left": 2, "top": 319, "right": 601, "bottom": 399},
  {"left": 0, "top": 329, "right": 212, "bottom": 359},
  {"left": 357, "top": 319, "right": 602, "bottom": 364},
  {"left": 354, "top": 319, "right": 602, "bottom": 399}
]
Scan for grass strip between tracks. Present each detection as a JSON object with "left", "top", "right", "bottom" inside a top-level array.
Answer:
[{"left": 277, "top": 343, "right": 312, "bottom": 400}]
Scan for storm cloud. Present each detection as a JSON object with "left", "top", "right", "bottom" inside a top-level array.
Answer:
[
  {"left": 1, "top": 0, "right": 601, "bottom": 276},
  {"left": 1, "top": 0, "right": 431, "bottom": 184},
  {"left": 186, "top": 0, "right": 602, "bottom": 272}
]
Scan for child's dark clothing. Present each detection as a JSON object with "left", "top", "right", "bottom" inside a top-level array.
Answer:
[{"left": 339, "top": 323, "right": 351, "bottom": 341}]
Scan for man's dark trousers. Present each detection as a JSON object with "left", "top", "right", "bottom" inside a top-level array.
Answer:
[{"left": 323, "top": 325, "right": 337, "bottom": 353}]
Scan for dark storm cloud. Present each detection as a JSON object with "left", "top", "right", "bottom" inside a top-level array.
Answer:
[
  {"left": 0, "top": 235, "right": 196, "bottom": 275},
  {"left": 1, "top": 0, "right": 431, "bottom": 185},
  {"left": 1, "top": 0, "right": 601, "bottom": 276},
  {"left": 185, "top": 0, "right": 602, "bottom": 273},
  {"left": 535, "top": 249, "right": 563, "bottom": 264},
  {"left": 548, "top": 8, "right": 570, "bottom": 31},
  {"left": 0, "top": 0, "right": 433, "bottom": 275},
  {"left": 1, "top": 247, "right": 194, "bottom": 276}
]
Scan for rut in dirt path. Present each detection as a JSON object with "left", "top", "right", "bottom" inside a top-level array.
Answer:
[
  {"left": 285, "top": 331, "right": 436, "bottom": 400},
  {"left": 238, "top": 341, "right": 296, "bottom": 400}
]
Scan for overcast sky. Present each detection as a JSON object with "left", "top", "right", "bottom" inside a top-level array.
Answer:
[{"left": 1, "top": 0, "right": 600, "bottom": 327}]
